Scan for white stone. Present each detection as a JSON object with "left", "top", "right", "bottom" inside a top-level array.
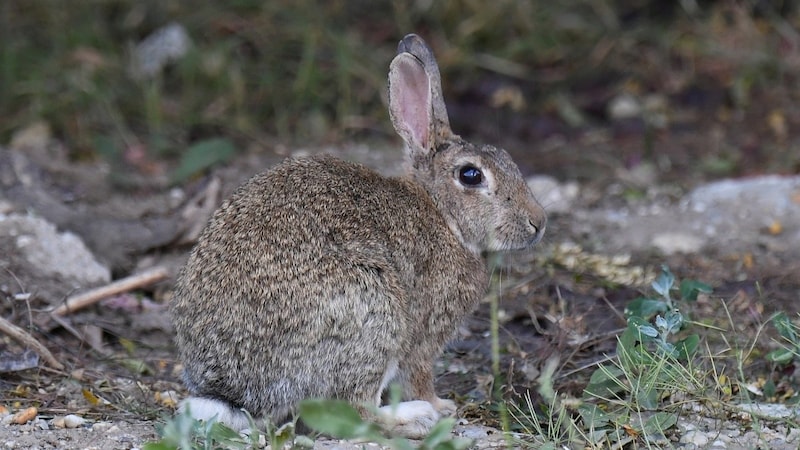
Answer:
[
  {"left": 526, "top": 175, "right": 579, "bottom": 214},
  {"left": 63, "top": 414, "right": 86, "bottom": 429},
  {"left": 652, "top": 232, "right": 705, "bottom": 255},
  {"left": 681, "top": 430, "right": 709, "bottom": 447},
  {"left": 0, "top": 214, "right": 110, "bottom": 285}
]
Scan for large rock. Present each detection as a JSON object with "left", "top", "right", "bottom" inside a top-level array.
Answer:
[
  {"left": 588, "top": 175, "right": 800, "bottom": 257},
  {"left": 0, "top": 214, "right": 110, "bottom": 304}
]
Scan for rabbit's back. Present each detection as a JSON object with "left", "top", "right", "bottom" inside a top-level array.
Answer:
[{"left": 171, "top": 154, "right": 486, "bottom": 420}]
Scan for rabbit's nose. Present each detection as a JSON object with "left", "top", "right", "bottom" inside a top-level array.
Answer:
[
  {"left": 528, "top": 219, "right": 547, "bottom": 234},
  {"left": 528, "top": 213, "right": 547, "bottom": 239}
]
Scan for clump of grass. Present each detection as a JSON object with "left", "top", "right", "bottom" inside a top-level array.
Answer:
[{"left": 503, "top": 264, "right": 800, "bottom": 448}]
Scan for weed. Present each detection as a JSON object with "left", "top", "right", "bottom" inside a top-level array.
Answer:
[
  {"left": 766, "top": 312, "right": 800, "bottom": 365},
  {"left": 506, "top": 266, "right": 714, "bottom": 448}
]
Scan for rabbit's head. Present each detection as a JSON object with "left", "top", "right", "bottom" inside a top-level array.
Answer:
[{"left": 389, "top": 35, "right": 546, "bottom": 254}]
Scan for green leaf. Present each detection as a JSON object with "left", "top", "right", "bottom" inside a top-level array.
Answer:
[
  {"left": 422, "top": 417, "right": 457, "bottom": 447},
  {"left": 119, "top": 357, "right": 154, "bottom": 375},
  {"left": 269, "top": 422, "right": 295, "bottom": 449},
  {"left": 142, "top": 443, "right": 176, "bottom": 450},
  {"left": 651, "top": 266, "right": 675, "bottom": 300},
  {"left": 171, "top": 137, "right": 237, "bottom": 183},
  {"left": 675, "top": 334, "right": 700, "bottom": 360},
  {"left": 772, "top": 312, "right": 798, "bottom": 343},
  {"left": 298, "top": 399, "right": 375, "bottom": 439},
  {"left": 209, "top": 421, "right": 242, "bottom": 440},
  {"left": 679, "top": 279, "right": 712, "bottom": 302},
  {"left": 578, "top": 404, "right": 611, "bottom": 429},
  {"left": 642, "top": 412, "right": 678, "bottom": 434},
  {"left": 637, "top": 324, "right": 659, "bottom": 338},
  {"left": 766, "top": 348, "right": 795, "bottom": 364},
  {"left": 625, "top": 298, "right": 668, "bottom": 320},
  {"left": 635, "top": 386, "right": 659, "bottom": 409},
  {"left": 584, "top": 364, "right": 626, "bottom": 399}
]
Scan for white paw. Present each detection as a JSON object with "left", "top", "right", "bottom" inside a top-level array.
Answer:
[
  {"left": 432, "top": 397, "right": 457, "bottom": 417},
  {"left": 379, "top": 400, "right": 440, "bottom": 439},
  {"left": 179, "top": 397, "right": 251, "bottom": 431}
]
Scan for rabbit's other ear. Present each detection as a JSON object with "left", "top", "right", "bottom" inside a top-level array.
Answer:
[
  {"left": 389, "top": 34, "right": 453, "bottom": 152},
  {"left": 397, "top": 34, "right": 452, "bottom": 139}
]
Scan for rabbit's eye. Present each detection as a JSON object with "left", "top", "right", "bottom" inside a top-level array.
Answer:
[{"left": 459, "top": 166, "right": 483, "bottom": 186}]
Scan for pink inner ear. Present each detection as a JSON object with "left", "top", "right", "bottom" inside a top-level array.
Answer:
[{"left": 393, "top": 58, "right": 431, "bottom": 149}]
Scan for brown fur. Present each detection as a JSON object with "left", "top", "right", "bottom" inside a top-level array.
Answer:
[{"left": 170, "top": 34, "right": 546, "bottom": 436}]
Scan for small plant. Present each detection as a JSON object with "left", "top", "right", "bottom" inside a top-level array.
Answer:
[
  {"left": 298, "top": 398, "right": 473, "bottom": 450},
  {"left": 766, "top": 312, "right": 800, "bottom": 365},
  {"left": 145, "top": 397, "right": 471, "bottom": 450},
  {"left": 144, "top": 407, "right": 298, "bottom": 450},
  {"left": 580, "top": 266, "right": 712, "bottom": 446}
]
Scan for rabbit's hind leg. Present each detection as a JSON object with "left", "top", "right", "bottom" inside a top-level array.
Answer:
[{"left": 396, "top": 359, "right": 457, "bottom": 417}]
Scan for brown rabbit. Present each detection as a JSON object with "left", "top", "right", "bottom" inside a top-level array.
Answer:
[{"left": 170, "top": 34, "right": 546, "bottom": 439}]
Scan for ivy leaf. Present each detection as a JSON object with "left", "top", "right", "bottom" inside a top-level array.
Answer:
[
  {"left": 679, "top": 279, "right": 713, "bottom": 302},
  {"left": 171, "top": 137, "right": 237, "bottom": 184}
]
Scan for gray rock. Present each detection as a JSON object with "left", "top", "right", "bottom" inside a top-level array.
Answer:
[
  {"left": 527, "top": 175, "right": 579, "bottom": 214},
  {"left": 0, "top": 214, "right": 110, "bottom": 302}
]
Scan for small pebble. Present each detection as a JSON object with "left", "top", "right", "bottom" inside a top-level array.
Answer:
[
  {"left": 91, "top": 421, "right": 113, "bottom": 432},
  {"left": 63, "top": 414, "right": 86, "bottom": 428},
  {"left": 681, "top": 430, "right": 709, "bottom": 447},
  {"left": 11, "top": 407, "right": 37, "bottom": 425}
]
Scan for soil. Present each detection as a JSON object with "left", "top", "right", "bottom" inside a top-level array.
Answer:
[{"left": 3, "top": 21, "right": 800, "bottom": 450}]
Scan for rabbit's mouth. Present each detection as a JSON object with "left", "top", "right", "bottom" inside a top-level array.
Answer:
[{"left": 484, "top": 217, "right": 546, "bottom": 252}]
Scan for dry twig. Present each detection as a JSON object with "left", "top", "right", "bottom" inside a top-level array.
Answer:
[
  {"left": 0, "top": 315, "right": 64, "bottom": 370},
  {"left": 51, "top": 266, "right": 170, "bottom": 317}
]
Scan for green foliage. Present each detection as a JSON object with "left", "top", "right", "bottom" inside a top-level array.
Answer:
[
  {"left": 170, "top": 137, "right": 238, "bottom": 183},
  {"left": 579, "top": 266, "right": 710, "bottom": 446},
  {"left": 766, "top": 312, "right": 800, "bottom": 364},
  {"left": 144, "top": 409, "right": 256, "bottom": 450},
  {"left": 0, "top": 0, "right": 632, "bottom": 174},
  {"left": 298, "top": 398, "right": 472, "bottom": 450},
  {"left": 147, "top": 399, "right": 472, "bottom": 450}
]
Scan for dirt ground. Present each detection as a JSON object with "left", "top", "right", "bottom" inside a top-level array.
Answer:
[{"left": 3, "top": 15, "right": 800, "bottom": 449}]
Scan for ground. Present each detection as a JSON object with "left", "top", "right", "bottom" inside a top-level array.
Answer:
[{"left": 2, "top": 4, "right": 800, "bottom": 449}]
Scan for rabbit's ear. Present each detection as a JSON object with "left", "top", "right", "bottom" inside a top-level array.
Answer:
[
  {"left": 389, "top": 53, "right": 432, "bottom": 150},
  {"left": 389, "top": 34, "right": 453, "bottom": 151}
]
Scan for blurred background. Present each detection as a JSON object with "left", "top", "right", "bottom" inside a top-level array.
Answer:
[{"left": 2, "top": 0, "right": 800, "bottom": 185}]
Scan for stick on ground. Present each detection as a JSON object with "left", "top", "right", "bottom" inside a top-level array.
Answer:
[
  {"left": 0, "top": 315, "right": 64, "bottom": 371},
  {"left": 50, "top": 266, "right": 170, "bottom": 317}
]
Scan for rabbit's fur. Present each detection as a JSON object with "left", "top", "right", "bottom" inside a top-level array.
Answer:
[{"left": 171, "top": 34, "right": 546, "bottom": 439}]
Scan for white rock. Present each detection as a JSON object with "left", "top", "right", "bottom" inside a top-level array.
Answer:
[
  {"left": 91, "top": 422, "right": 113, "bottom": 433},
  {"left": 685, "top": 175, "right": 800, "bottom": 217},
  {"left": 0, "top": 214, "right": 110, "bottom": 285},
  {"left": 652, "top": 232, "right": 706, "bottom": 255},
  {"left": 681, "top": 430, "right": 709, "bottom": 447},
  {"left": 737, "top": 403, "right": 800, "bottom": 419},
  {"left": 526, "top": 175, "right": 580, "bottom": 214},
  {"left": 608, "top": 93, "right": 642, "bottom": 119},
  {"left": 63, "top": 414, "right": 86, "bottom": 428}
]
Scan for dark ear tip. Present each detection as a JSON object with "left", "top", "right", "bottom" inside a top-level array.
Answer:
[{"left": 397, "top": 33, "right": 427, "bottom": 56}]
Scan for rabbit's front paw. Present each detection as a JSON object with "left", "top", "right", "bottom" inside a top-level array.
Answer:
[
  {"left": 379, "top": 400, "right": 440, "bottom": 439},
  {"left": 431, "top": 397, "right": 457, "bottom": 417}
]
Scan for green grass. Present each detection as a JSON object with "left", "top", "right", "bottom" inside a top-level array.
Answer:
[
  {"left": 502, "top": 265, "right": 800, "bottom": 449},
  {"left": 6, "top": 1, "right": 796, "bottom": 182}
]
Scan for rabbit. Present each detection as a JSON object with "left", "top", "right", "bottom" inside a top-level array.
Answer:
[{"left": 170, "top": 33, "right": 547, "bottom": 439}]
